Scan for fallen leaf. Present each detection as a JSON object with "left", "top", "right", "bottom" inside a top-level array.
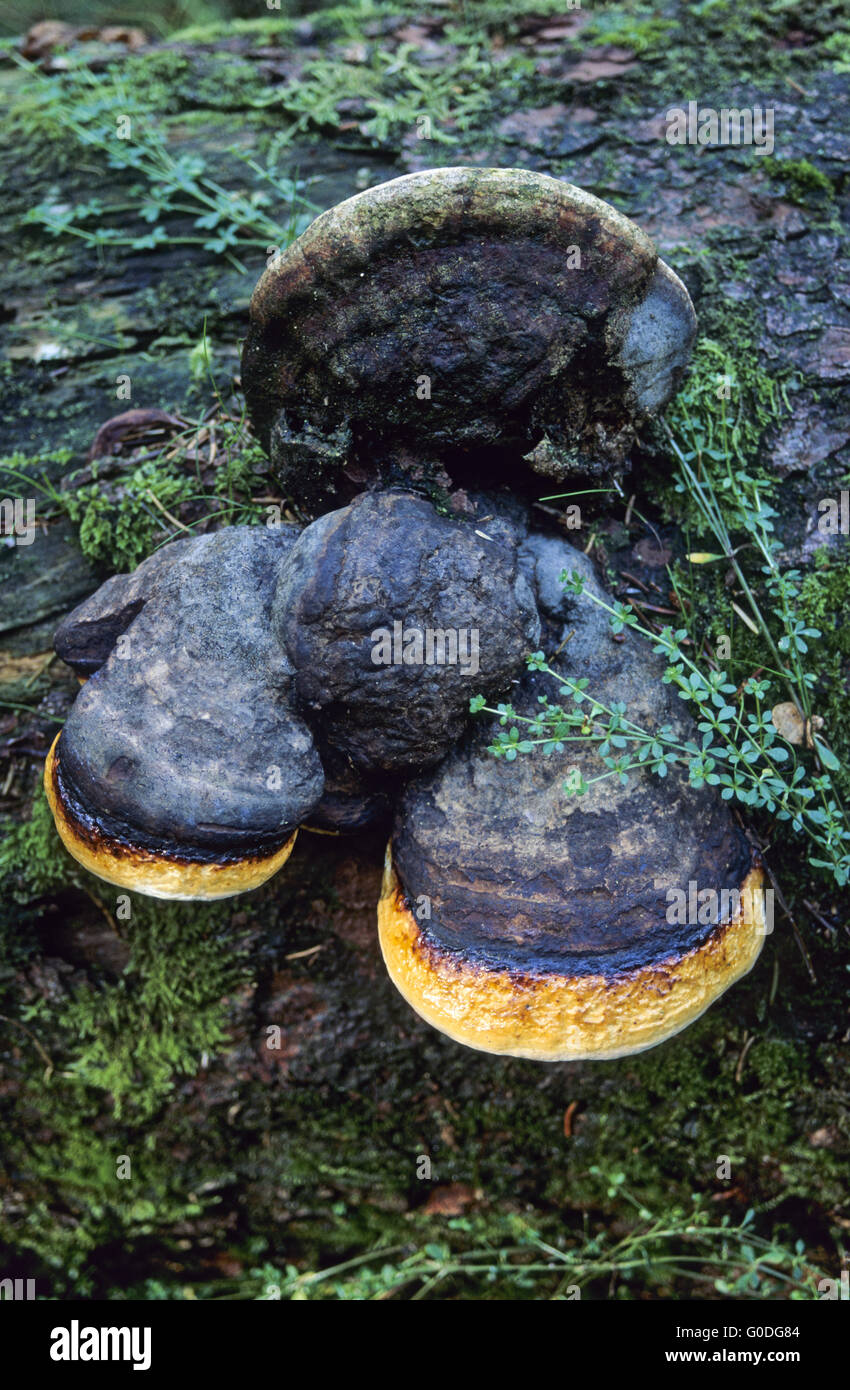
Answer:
[
  {"left": 771, "top": 701, "right": 806, "bottom": 744},
  {"left": 21, "top": 20, "right": 147, "bottom": 59},
  {"left": 20, "top": 21, "right": 77, "bottom": 58},
  {"left": 421, "top": 1183, "right": 477, "bottom": 1216},
  {"left": 808, "top": 1126, "right": 840, "bottom": 1149},
  {"left": 771, "top": 702, "right": 824, "bottom": 748},
  {"left": 88, "top": 408, "right": 184, "bottom": 461}
]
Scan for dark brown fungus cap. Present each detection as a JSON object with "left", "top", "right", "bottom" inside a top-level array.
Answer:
[
  {"left": 242, "top": 168, "right": 696, "bottom": 507},
  {"left": 274, "top": 490, "right": 540, "bottom": 776},
  {"left": 379, "top": 545, "right": 765, "bottom": 1060},
  {"left": 46, "top": 527, "right": 324, "bottom": 899}
]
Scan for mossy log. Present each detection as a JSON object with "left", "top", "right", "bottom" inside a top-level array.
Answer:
[{"left": 1, "top": 6, "right": 849, "bottom": 1298}]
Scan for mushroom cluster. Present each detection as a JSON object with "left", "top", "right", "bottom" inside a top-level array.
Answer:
[
  {"left": 48, "top": 489, "right": 538, "bottom": 883},
  {"left": 46, "top": 169, "right": 765, "bottom": 1060},
  {"left": 380, "top": 534, "right": 764, "bottom": 1061}
]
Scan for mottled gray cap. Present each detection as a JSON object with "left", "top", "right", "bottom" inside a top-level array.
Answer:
[
  {"left": 57, "top": 527, "right": 324, "bottom": 853},
  {"left": 54, "top": 535, "right": 205, "bottom": 676}
]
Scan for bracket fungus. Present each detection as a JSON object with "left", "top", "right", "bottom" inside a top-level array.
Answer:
[
  {"left": 44, "top": 167, "right": 765, "bottom": 1061},
  {"left": 242, "top": 167, "right": 696, "bottom": 507},
  {"left": 379, "top": 544, "right": 766, "bottom": 1061},
  {"left": 274, "top": 489, "right": 539, "bottom": 775},
  {"left": 45, "top": 492, "right": 538, "bottom": 888},
  {"left": 47, "top": 527, "right": 323, "bottom": 899}
]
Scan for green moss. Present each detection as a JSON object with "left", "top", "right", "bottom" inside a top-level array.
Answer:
[
  {"left": 170, "top": 3, "right": 395, "bottom": 46},
  {"left": 0, "top": 786, "right": 69, "bottom": 999},
  {"left": 0, "top": 791, "right": 257, "bottom": 1286},
  {"left": 62, "top": 460, "right": 194, "bottom": 571},
  {"left": 620, "top": 0, "right": 849, "bottom": 91},
  {"left": 265, "top": 44, "right": 536, "bottom": 147},
  {"left": 762, "top": 156, "right": 837, "bottom": 206},
  {"left": 56, "top": 897, "right": 251, "bottom": 1118},
  {"left": 0, "top": 787, "right": 251, "bottom": 1118},
  {"left": 583, "top": 7, "right": 676, "bottom": 54},
  {"left": 0, "top": 784, "right": 75, "bottom": 905},
  {"left": 113, "top": 49, "right": 193, "bottom": 112},
  {"left": 639, "top": 238, "right": 794, "bottom": 643},
  {"left": 170, "top": 2, "right": 589, "bottom": 47},
  {"left": 2, "top": 789, "right": 845, "bottom": 1296},
  {"left": 654, "top": 330, "right": 792, "bottom": 532},
  {"left": 823, "top": 30, "right": 850, "bottom": 72},
  {"left": 104, "top": 48, "right": 269, "bottom": 112},
  {"left": 54, "top": 421, "right": 270, "bottom": 572},
  {"left": 3, "top": 1084, "right": 223, "bottom": 1295},
  {"left": 796, "top": 546, "right": 850, "bottom": 795}
]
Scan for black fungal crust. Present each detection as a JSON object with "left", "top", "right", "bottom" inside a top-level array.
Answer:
[
  {"left": 274, "top": 490, "right": 541, "bottom": 775},
  {"left": 303, "top": 747, "right": 398, "bottom": 834},
  {"left": 51, "top": 740, "right": 293, "bottom": 864}
]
